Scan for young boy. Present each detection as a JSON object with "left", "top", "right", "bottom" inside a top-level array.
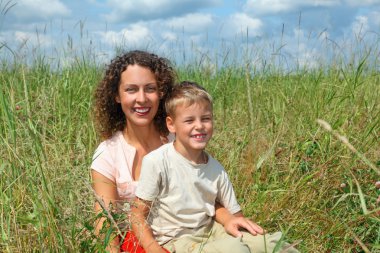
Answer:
[{"left": 132, "top": 81, "right": 299, "bottom": 253}]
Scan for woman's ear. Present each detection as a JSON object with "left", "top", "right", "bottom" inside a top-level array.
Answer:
[
  {"left": 115, "top": 95, "right": 121, "bottom": 103},
  {"left": 166, "top": 116, "right": 176, "bottom": 133}
]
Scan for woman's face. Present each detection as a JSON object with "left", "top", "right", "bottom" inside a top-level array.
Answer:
[{"left": 116, "top": 64, "right": 160, "bottom": 128}]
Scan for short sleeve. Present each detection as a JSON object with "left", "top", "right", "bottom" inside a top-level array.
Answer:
[
  {"left": 91, "top": 142, "right": 116, "bottom": 181},
  {"left": 135, "top": 155, "right": 162, "bottom": 201},
  {"left": 217, "top": 170, "right": 241, "bottom": 214}
]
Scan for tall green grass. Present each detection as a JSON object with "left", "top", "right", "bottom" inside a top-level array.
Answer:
[{"left": 1, "top": 33, "right": 379, "bottom": 252}]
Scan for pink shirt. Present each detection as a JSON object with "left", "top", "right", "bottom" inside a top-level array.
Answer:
[
  {"left": 91, "top": 131, "right": 174, "bottom": 200},
  {"left": 91, "top": 131, "right": 138, "bottom": 200}
]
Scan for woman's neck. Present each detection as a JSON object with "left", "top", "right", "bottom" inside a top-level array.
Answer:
[
  {"left": 123, "top": 123, "right": 163, "bottom": 181},
  {"left": 123, "top": 123, "right": 162, "bottom": 151}
]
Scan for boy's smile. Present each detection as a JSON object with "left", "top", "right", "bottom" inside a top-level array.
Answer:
[
  {"left": 191, "top": 133, "right": 207, "bottom": 140},
  {"left": 166, "top": 101, "right": 213, "bottom": 164}
]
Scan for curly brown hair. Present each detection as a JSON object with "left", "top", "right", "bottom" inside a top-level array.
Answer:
[{"left": 93, "top": 50, "right": 176, "bottom": 140}]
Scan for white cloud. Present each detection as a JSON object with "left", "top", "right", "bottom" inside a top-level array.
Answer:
[
  {"left": 345, "top": 0, "right": 380, "bottom": 6},
  {"left": 244, "top": 0, "right": 298, "bottom": 14},
  {"left": 318, "top": 30, "right": 330, "bottom": 41},
  {"left": 221, "top": 13, "right": 263, "bottom": 38},
  {"left": 12, "top": 0, "right": 70, "bottom": 20},
  {"left": 2, "top": 0, "right": 380, "bottom": 70},
  {"left": 104, "top": 0, "right": 221, "bottom": 22},
  {"left": 313, "top": 0, "right": 339, "bottom": 5},
  {"left": 14, "top": 31, "right": 53, "bottom": 47},
  {"left": 243, "top": 0, "right": 350, "bottom": 15},
  {"left": 351, "top": 15, "right": 369, "bottom": 36},
  {"left": 161, "top": 31, "right": 177, "bottom": 41},
  {"left": 244, "top": 0, "right": 339, "bottom": 15},
  {"left": 165, "top": 13, "right": 214, "bottom": 33},
  {"left": 96, "top": 23, "right": 151, "bottom": 47},
  {"left": 94, "top": 12, "right": 216, "bottom": 52},
  {"left": 243, "top": 0, "right": 380, "bottom": 15},
  {"left": 297, "top": 46, "right": 320, "bottom": 69}
]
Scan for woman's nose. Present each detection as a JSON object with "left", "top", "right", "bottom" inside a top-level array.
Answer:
[{"left": 136, "top": 89, "right": 147, "bottom": 103}]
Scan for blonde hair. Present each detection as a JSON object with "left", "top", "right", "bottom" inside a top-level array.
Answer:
[{"left": 165, "top": 81, "right": 213, "bottom": 118}]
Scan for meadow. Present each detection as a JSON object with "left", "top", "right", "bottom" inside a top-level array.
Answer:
[{"left": 0, "top": 35, "right": 379, "bottom": 252}]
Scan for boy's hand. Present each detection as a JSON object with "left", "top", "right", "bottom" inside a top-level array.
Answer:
[{"left": 224, "top": 216, "right": 264, "bottom": 237}]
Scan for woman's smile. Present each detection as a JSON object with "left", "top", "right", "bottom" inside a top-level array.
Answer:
[{"left": 133, "top": 107, "right": 151, "bottom": 115}]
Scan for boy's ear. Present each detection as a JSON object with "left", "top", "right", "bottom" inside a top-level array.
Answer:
[{"left": 166, "top": 116, "right": 176, "bottom": 133}]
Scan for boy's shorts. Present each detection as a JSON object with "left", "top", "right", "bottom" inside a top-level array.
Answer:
[{"left": 163, "top": 221, "right": 299, "bottom": 253}]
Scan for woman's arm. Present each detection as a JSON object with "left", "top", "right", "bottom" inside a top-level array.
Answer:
[
  {"left": 215, "top": 202, "right": 264, "bottom": 237},
  {"left": 131, "top": 198, "right": 167, "bottom": 253},
  {"left": 91, "top": 170, "right": 120, "bottom": 253}
]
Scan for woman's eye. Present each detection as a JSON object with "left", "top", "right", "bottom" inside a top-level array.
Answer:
[
  {"left": 145, "top": 86, "right": 157, "bottom": 93},
  {"left": 125, "top": 87, "right": 137, "bottom": 93}
]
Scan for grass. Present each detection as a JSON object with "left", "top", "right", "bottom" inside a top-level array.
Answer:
[{"left": 1, "top": 33, "right": 379, "bottom": 252}]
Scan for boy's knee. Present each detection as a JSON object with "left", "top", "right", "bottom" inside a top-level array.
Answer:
[
  {"left": 217, "top": 236, "right": 250, "bottom": 253},
  {"left": 241, "top": 231, "right": 300, "bottom": 253}
]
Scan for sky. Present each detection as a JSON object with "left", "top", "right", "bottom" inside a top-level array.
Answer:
[{"left": 1, "top": 0, "right": 380, "bottom": 69}]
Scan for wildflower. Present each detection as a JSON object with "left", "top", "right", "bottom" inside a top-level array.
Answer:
[{"left": 375, "top": 181, "right": 380, "bottom": 189}]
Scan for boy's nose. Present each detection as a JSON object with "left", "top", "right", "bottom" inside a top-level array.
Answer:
[{"left": 194, "top": 120, "right": 203, "bottom": 129}]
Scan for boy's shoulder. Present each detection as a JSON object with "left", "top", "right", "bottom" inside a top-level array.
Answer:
[
  {"left": 151, "top": 142, "right": 172, "bottom": 153},
  {"left": 207, "top": 154, "right": 225, "bottom": 170},
  {"left": 144, "top": 142, "right": 173, "bottom": 161}
]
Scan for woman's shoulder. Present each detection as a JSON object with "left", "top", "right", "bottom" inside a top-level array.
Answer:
[
  {"left": 93, "top": 131, "right": 135, "bottom": 158},
  {"left": 97, "top": 131, "right": 133, "bottom": 149},
  {"left": 91, "top": 131, "right": 136, "bottom": 182}
]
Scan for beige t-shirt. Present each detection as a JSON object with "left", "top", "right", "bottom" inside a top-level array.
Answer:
[{"left": 135, "top": 142, "right": 241, "bottom": 245}]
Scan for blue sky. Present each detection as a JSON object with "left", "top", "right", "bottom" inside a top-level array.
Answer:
[{"left": 1, "top": 0, "right": 380, "bottom": 68}]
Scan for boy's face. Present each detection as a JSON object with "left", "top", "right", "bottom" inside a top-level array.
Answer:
[{"left": 167, "top": 101, "right": 213, "bottom": 156}]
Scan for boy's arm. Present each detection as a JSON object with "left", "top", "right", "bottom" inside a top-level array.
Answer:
[
  {"left": 131, "top": 197, "right": 167, "bottom": 253},
  {"left": 215, "top": 202, "right": 264, "bottom": 237}
]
